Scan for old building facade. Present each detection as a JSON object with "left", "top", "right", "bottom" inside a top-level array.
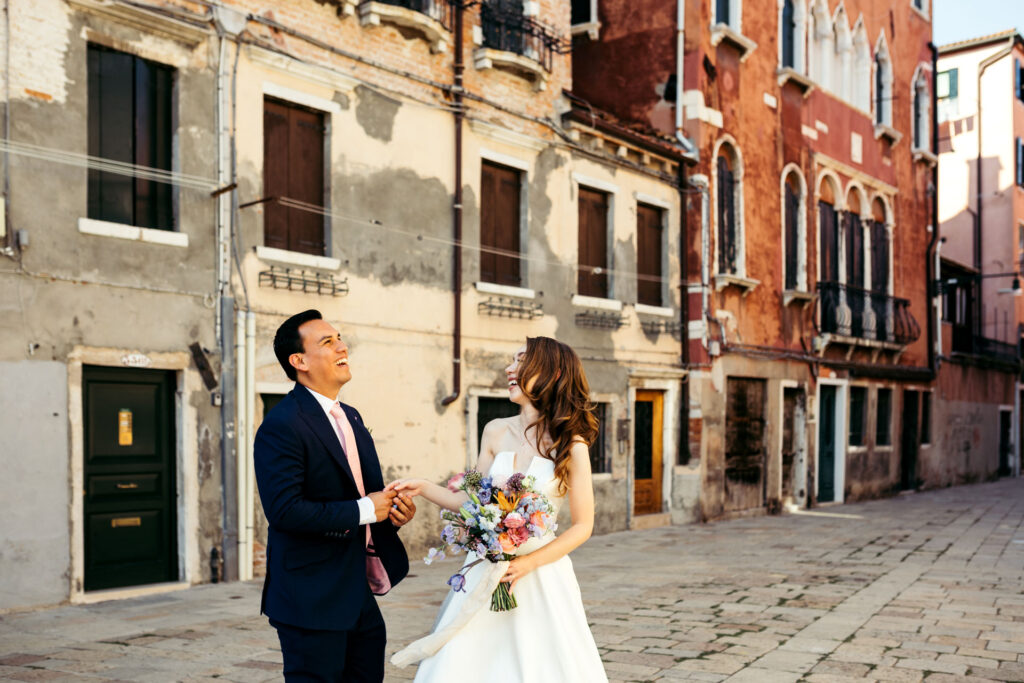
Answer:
[{"left": 572, "top": 0, "right": 940, "bottom": 519}]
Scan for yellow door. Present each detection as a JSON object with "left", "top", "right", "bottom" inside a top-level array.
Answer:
[{"left": 633, "top": 390, "right": 664, "bottom": 515}]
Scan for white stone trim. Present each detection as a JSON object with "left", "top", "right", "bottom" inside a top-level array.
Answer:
[
  {"left": 78, "top": 217, "right": 188, "bottom": 247},
  {"left": 469, "top": 119, "right": 547, "bottom": 152},
  {"left": 247, "top": 45, "right": 359, "bottom": 95},
  {"left": 571, "top": 294, "right": 623, "bottom": 311},
  {"left": 255, "top": 382, "right": 294, "bottom": 395},
  {"left": 635, "top": 303, "right": 675, "bottom": 318},
  {"left": 634, "top": 192, "right": 672, "bottom": 211},
  {"left": 262, "top": 81, "right": 342, "bottom": 114},
  {"left": 572, "top": 172, "right": 619, "bottom": 196},
  {"left": 68, "top": 0, "right": 211, "bottom": 46},
  {"left": 475, "top": 281, "right": 536, "bottom": 299},
  {"left": 681, "top": 90, "right": 724, "bottom": 128},
  {"left": 480, "top": 148, "right": 531, "bottom": 172},
  {"left": 255, "top": 245, "right": 340, "bottom": 271}
]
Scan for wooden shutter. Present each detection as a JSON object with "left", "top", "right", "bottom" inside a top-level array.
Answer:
[
  {"left": 263, "top": 99, "right": 325, "bottom": 256},
  {"left": 577, "top": 187, "right": 608, "bottom": 298},
  {"left": 717, "top": 155, "right": 736, "bottom": 274},
  {"left": 134, "top": 58, "right": 173, "bottom": 231},
  {"left": 784, "top": 183, "right": 799, "bottom": 290},
  {"left": 819, "top": 200, "right": 839, "bottom": 283},
  {"left": 845, "top": 212, "right": 864, "bottom": 288},
  {"left": 870, "top": 220, "right": 889, "bottom": 293},
  {"left": 636, "top": 203, "right": 663, "bottom": 306},
  {"left": 480, "top": 161, "right": 521, "bottom": 286}
]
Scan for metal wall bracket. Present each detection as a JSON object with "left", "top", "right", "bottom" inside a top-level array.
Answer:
[
  {"left": 575, "top": 309, "right": 628, "bottom": 329},
  {"left": 258, "top": 266, "right": 349, "bottom": 297},
  {"left": 477, "top": 296, "right": 543, "bottom": 320},
  {"left": 640, "top": 318, "right": 682, "bottom": 336}
]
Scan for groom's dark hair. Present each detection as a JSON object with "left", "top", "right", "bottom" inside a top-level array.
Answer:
[{"left": 274, "top": 309, "right": 323, "bottom": 381}]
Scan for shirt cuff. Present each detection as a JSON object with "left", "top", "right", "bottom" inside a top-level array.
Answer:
[{"left": 356, "top": 496, "right": 376, "bottom": 526}]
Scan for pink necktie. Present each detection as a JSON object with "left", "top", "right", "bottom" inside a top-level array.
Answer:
[{"left": 329, "top": 403, "right": 392, "bottom": 595}]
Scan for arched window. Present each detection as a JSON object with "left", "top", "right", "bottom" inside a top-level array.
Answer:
[
  {"left": 912, "top": 69, "right": 930, "bottom": 150},
  {"left": 809, "top": 0, "right": 832, "bottom": 87},
  {"left": 870, "top": 198, "right": 891, "bottom": 340},
  {"left": 715, "top": 141, "right": 744, "bottom": 277},
  {"left": 782, "top": 168, "right": 807, "bottom": 292},
  {"left": 845, "top": 188, "right": 866, "bottom": 336},
  {"left": 833, "top": 6, "right": 852, "bottom": 102},
  {"left": 852, "top": 22, "right": 871, "bottom": 111},
  {"left": 818, "top": 175, "right": 840, "bottom": 333},
  {"left": 874, "top": 35, "right": 893, "bottom": 127},
  {"left": 781, "top": 0, "right": 796, "bottom": 69}
]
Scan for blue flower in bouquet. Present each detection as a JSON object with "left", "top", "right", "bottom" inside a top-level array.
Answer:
[
  {"left": 446, "top": 572, "right": 467, "bottom": 592},
  {"left": 424, "top": 547, "right": 445, "bottom": 565}
]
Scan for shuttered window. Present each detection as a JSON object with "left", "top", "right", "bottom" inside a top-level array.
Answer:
[
  {"left": 819, "top": 200, "right": 839, "bottom": 283},
  {"left": 784, "top": 178, "right": 800, "bottom": 290},
  {"left": 717, "top": 154, "right": 738, "bottom": 274},
  {"left": 870, "top": 220, "right": 889, "bottom": 294},
  {"left": 480, "top": 161, "right": 522, "bottom": 286},
  {"left": 636, "top": 203, "right": 663, "bottom": 306},
  {"left": 578, "top": 187, "right": 609, "bottom": 298},
  {"left": 263, "top": 98, "right": 326, "bottom": 256},
  {"left": 87, "top": 44, "right": 173, "bottom": 231}
]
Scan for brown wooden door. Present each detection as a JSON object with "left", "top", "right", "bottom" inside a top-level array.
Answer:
[
  {"left": 633, "top": 390, "right": 663, "bottom": 515},
  {"left": 578, "top": 187, "right": 609, "bottom": 297},
  {"left": 263, "top": 98, "right": 326, "bottom": 255},
  {"left": 480, "top": 161, "right": 521, "bottom": 286},
  {"left": 636, "top": 203, "right": 663, "bottom": 306},
  {"left": 782, "top": 387, "right": 798, "bottom": 500},
  {"left": 725, "top": 377, "right": 766, "bottom": 512}
]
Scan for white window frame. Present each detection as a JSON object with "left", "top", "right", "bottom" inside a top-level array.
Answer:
[
  {"left": 711, "top": 136, "right": 747, "bottom": 279},
  {"left": 570, "top": 0, "right": 600, "bottom": 40},
  {"left": 780, "top": 164, "right": 808, "bottom": 293},
  {"left": 911, "top": 64, "right": 933, "bottom": 157},
  {"left": 572, "top": 172, "right": 619, "bottom": 301},
  {"left": 776, "top": 0, "right": 807, "bottom": 73},
  {"left": 480, "top": 148, "right": 531, "bottom": 291}
]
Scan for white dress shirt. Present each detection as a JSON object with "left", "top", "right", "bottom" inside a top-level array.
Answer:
[{"left": 304, "top": 385, "right": 376, "bottom": 526}]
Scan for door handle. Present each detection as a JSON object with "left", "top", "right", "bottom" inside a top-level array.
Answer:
[{"left": 116, "top": 482, "right": 139, "bottom": 490}]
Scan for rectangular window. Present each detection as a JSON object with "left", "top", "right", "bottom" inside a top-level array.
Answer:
[
  {"left": 876, "top": 388, "right": 892, "bottom": 446},
  {"left": 784, "top": 181, "right": 799, "bottom": 290},
  {"left": 263, "top": 98, "right": 326, "bottom": 256},
  {"left": 717, "top": 154, "right": 737, "bottom": 274},
  {"left": 636, "top": 203, "right": 663, "bottom": 306},
  {"left": 1017, "top": 137, "right": 1024, "bottom": 187},
  {"left": 1016, "top": 58, "right": 1023, "bottom": 102},
  {"left": 578, "top": 186, "right": 609, "bottom": 298},
  {"left": 571, "top": 0, "right": 593, "bottom": 25},
  {"left": 480, "top": 161, "right": 522, "bottom": 286},
  {"left": 849, "top": 386, "right": 867, "bottom": 446},
  {"left": 87, "top": 44, "right": 174, "bottom": 231},
  {"left": 715, "top": 0, "right": 730, "bottom": 26},
  {"left": 476, "top": 397, "right": 518, "bottom": 455},
  {"left": 589, "top": 403, "right": 609, "bottom": 474},
  {"left": 936, "top": 69, "right": 957, "bottom": 99},
  {"left": 920, "top": 391, "right": 931, "bottom": 445}
]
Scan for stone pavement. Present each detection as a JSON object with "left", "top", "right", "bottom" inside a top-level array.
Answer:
[{"left": 2, "top": 478, "right": 1023, "bottom": 682}]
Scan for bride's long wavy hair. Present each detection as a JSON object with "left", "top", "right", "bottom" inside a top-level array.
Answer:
[{"left": 516, "top": 337, "right": 599, "bottom": 494}]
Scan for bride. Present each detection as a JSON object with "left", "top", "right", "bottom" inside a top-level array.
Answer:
[{"left": 387, "top": 336, "right": 608, "bottom": 682}]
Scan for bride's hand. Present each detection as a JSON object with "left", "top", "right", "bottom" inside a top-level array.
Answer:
[
  {"left": 387, "top": 478, "right": 426, "bottom": 497},
  {"left": 500, "top": 555, "right": 537, "bottom": 592}
]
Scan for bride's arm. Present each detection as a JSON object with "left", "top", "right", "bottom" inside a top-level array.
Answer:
[
  {"left": 388, "top": 418, "right": 504, "bottom": 512},
  {"left": 502, "top": 442, "right": 594, "bottom": 590}
]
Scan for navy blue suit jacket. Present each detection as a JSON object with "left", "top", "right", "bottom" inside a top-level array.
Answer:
[{"left": 253, "top": 385, "right": 409, "bottom": 631}]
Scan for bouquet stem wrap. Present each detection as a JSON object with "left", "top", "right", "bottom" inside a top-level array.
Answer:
[{"left": 390, "top": 559, "right": 509, "bottom": 668}]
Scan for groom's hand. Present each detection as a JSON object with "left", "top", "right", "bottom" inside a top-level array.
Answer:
[
  {"left": 369, "top": 489, "right": 398, "bottom": 522},
  {"left": 389, "top": 493, "right": 416, "bottom": 528}
]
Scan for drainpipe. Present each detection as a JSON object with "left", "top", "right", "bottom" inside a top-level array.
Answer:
[
  {"left": 235, "top": 310, "right": 247, "bottom": 581},
  {"left": 688, "top": 174, "right": 712, "bottom": 349},
  {"left": 441, "top": 2, "right": 464, "bottom": 408},
  {"left": 926, "top": 41, "right": 939, "bottom": 377},
  {"left": 244, "top": 311, "right": 255, "bottom": 581},
  {"left": 674, "top": 0, "right": 697, "bottom": 159},
  {"left": 935, "top": 237, "right": 945, "bottom": 359},
  {"left": 975, "top": 38, "right": 1016, "bottom": 336},
  {"left": 678, "top": 160, "right": 689, "bottom": 464}
]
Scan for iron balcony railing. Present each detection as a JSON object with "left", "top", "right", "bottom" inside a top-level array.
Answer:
[
  {"left": 816, "top": 281, "right": 921, "bottom": 346},
  {"left": 371, "top": 0, "right": 453, "bottom": 31},
  {"left": 479, "top": 1, "right": 561, "bottom": 71},
  {"left": 950, "top": 328, "right": 1021, "bottom": 364}
]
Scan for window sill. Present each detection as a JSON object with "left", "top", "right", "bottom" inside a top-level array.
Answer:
[
  {"left": 874, "top": 123, "right": 903, "bottom": 145},
  {"left": 783, "top": 289, "right": 814, "bottom": 307},
  {"left": 473, "top": 47, "right": 548, "bottom": 91},
  {"left": 475, "top": 281, "right": 536, "bottom": 299},
  {"left": 571, "top": 294, "right": 623, "bottom": 312},
  {"left": 709, "top": 24, "right": 757, "bottom": 62},
  {"left": 776, "top": 67, "right": 814, "bottom": 96},
  {"left": 912, "top": 147, "right": 938, "bottom": 166},
  {"left": 714, "top": 273, "right": 759, "bottom": 296},
  {"left": 255, "top": 245, "right": 340, "bottom": 271},
  {"left": 570, "top": 20, "right": 600, "bottom": 40},
  {"left": 635, "top": 303, "right": 674, "bottom": 318},
  {"left": 358, "top": 1, "right": 449, "bottom": 53},
  {"left": 78, "top": 217, "right": 188, "bottom": 248}
]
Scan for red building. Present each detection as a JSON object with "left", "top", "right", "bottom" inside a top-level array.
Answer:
[{"left": 572, "top": 0, "right": 939, "bottom": 518}]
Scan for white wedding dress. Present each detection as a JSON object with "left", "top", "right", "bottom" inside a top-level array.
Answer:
[{"left": 392, "top": 451, "right": 607, "bottom": 682}]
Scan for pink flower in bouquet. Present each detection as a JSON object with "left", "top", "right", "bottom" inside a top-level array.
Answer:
[
  {"left": 503, "top": 511, "right": 526, "bottom": 529},
  {"left": 508, "top": 525, "right": 530, "bottom": 546},
  {"left": 530, "top": 511, "right": 546, "bottom": 529},
  {"left": 446, "top": 472, "right": 466, "bottom": 492},
  {"left": 498, "top": 532, "right": 516, "bottom": 553}
]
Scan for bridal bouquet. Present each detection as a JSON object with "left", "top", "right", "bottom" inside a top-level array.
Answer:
[{"left": 423, "top": 469, "right": 556, "bottom": 611}]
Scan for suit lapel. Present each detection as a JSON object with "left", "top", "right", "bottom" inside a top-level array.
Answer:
[
  {"left": 342, "top": 403, "right": 383, "bottom": 493},
  {"left": 292, "top": 386, "right": 358, "bottom": 488}
]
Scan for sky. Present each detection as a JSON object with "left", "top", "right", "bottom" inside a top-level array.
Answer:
[{"left": 933, "top": 0, "right": 1023, "bottom": 46}]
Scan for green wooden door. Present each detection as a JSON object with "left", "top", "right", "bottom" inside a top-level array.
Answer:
[{"left": 84, "top": 366, "right": 177, "bottom": 591}]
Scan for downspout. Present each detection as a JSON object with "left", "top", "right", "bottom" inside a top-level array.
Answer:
[
  {"left": 975, "top": 39, "right": 1015, "bottom": 336},
  {"left": 441, "top": 2, "right": 464, "bottom": 407},
  {"left": 688, "top": 174, "right": 712, "bottom": 348},
  {"left": 235, "top": 310, "right": 247, "bottom": 581},
  {"left": 926, "top": 42, "right": 939, "bottom": 377},
  {"left": 935, "top": 237, "right": 945, "bottom": 359},
  {"left": 678, "top": 160, "right": 689, "bottom": 464},
  {"left": 674, "top": 0, "right": 697, "bottom": 159},
  {"left": 2, "top": 0, "right": 10, "bottom": 254}
]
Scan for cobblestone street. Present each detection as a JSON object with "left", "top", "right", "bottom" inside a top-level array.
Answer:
[{"left": 2, "top": 478, "right": 1023, "bottom": 682}]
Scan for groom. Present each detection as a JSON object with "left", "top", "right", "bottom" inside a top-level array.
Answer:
[{"left": 254, "top": 309, "right": 415, "bottom": 682}]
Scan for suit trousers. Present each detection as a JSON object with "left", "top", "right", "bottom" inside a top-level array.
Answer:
[{"left": 270, "top": 585, "right": 386, "bottom": 683}]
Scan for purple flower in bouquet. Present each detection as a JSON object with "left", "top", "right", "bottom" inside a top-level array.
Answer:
[
  {"left": 446, "top": 572, "right": 467, "bottom": 592},
  {"left": 505, "top": 472, "right": 528, "bottom": 493}
]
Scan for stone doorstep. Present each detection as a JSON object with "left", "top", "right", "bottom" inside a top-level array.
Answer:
[{"left": 631, "top": 512, "right": 672, "bottom": 530}]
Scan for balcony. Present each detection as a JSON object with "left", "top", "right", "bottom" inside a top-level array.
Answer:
[
  {"left": 474, "top": 2, "right": 562, "bottom": 90},
  {"left": 950, "top": 327, "right": 1021, "bottom": 366},
  {"left": 359, "top": 0, "right": 453, "bottom": 53},
  {"left": 816, "top": 282, "right": 920, "bottom": 350}
]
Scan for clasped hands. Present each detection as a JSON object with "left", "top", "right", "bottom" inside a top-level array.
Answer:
[{"left": 369, "top": 487, "right": 416, "bottom": 527}]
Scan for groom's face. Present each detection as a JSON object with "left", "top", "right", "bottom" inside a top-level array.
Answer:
[{"left": 293, "top": 319, "right": 352, "bottom": 392}]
